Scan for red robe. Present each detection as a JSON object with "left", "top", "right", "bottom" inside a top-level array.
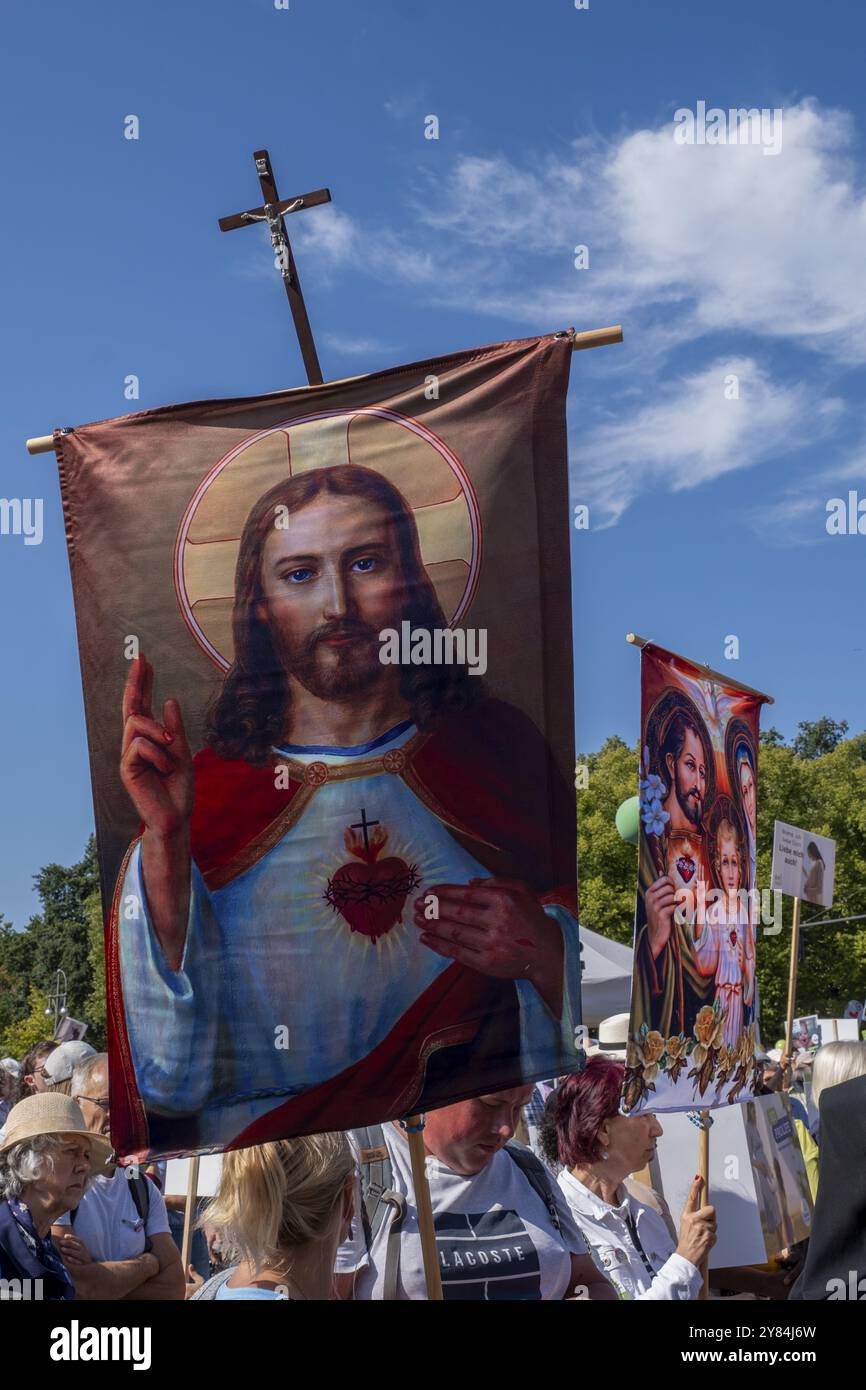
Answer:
[{"left": 106, "top": 698, "right": 578, "bottom": 1157}]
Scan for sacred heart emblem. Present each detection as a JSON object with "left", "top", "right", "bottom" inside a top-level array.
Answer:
[
  {"left": 676, "top": 854, "right": 696, "bottom": 883},
  {"left": 729, "top": 928, "right": 738, "bottom": 948},
  {"left": 324, "top": 810, "right": 420, "bottom": 944}
]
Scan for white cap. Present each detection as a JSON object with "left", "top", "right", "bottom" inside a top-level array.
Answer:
[
  {"left": 42, "top": 1040, "right": 96, "bottom": 1086},
  {"left": 0, "top": 1057, "right": 20, "bottom": 1077}
]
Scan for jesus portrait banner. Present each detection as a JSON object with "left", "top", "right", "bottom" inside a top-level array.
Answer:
[
  {"left": 56, "top": 330, "right": 583, "bottom": 1160},
  {"left": 623, "top": 643, "right": 770, "bottom": 1116}
]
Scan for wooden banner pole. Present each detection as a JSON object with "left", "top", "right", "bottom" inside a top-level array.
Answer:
[
  {"left": 698, "top": 1111, "right": 711, "bottom": 1300},
  {"left": 180, "top": 1155, "right": 200, "bottom": 1275},
  {"left": 784, "top": 897, "right": 802, "bottom": 1058},
  {"left": 404, "top": 1115, "right": 443, "bottom": 1301},
  {"left": 25, "top": 324, "right": 624, "bottom": 454},
  {"left": 625, "top": 632, "right": 774, "bottom": 705}
]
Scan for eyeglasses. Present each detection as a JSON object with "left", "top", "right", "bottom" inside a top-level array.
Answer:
[{"left": 75, "top": 1095, "right": 111, "bottom": 1111}]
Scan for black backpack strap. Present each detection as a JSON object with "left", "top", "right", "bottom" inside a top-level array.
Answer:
[
  {"left": 505, "top": 1142, "right": 562, "bottom": 1236},
  {"left": 128, "top": 1173, "right": 151, "bottom": 1228},
  {"left": 69, "top": 1170, "right": 151, "bottom": 1237},
  {"left": 350, "top": 1124, "right": 406, "bottom": 1300}
]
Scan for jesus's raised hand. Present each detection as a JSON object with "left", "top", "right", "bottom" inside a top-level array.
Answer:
[
  {"left": 121, "top": 654, "right": 194, "bottom": 836},
  {"left": 120, "top": 654, "right": 194, "bottom": 970}
]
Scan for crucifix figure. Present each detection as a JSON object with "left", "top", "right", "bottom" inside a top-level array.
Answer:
[
  {"left": 351, "top": 807, "right": 380, "bottom": 855},
  {"left": 219, "top": 149, "right": 330, "bottom": 384}
]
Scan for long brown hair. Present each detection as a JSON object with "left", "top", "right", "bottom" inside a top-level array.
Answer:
[{"left": 207, "top": 464, "right": 478, "bottom": 763}]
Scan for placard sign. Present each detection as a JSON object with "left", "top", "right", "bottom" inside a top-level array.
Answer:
[{"left": 771, "top": 822, "right": 836, "bottom": 908}]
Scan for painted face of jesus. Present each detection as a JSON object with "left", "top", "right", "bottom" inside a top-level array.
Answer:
[
  {"left": 257, "top": 494, "right": 405, "bottom": 702},
  {"left": 739, "top": 759, "right": 756, "bottom": 838},
  {"left": 667, "top": 726, "right": 707, "bottom": 827}
]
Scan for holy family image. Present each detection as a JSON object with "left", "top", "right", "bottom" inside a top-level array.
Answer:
[
  {"left": 624, "top": 643, "right": 769, "bottom": 1115},
  {"left": 55, "top": 333, "right": 583, "bottom": 1159}
]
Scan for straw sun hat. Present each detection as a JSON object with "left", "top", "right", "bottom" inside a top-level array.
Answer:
[{"left": 0, "top": 1092, "right": 113, "bottom": 1174}]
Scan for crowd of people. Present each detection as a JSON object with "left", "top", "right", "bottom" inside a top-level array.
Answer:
[{"left": 1, "top": 1023, "right": 864, "bottom": 1301}]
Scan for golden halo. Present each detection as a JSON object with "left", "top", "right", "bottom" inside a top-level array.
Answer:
[{"left": 174, "top": 408, "right": 482, "bottom": 669}]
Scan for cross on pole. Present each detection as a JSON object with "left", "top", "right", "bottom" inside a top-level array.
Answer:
[
  {"left": 219, "top": 149, "right": 330, "bottom": 385},
  {"left": 351, "top": 808, "right": 380, "bottom": 853}
]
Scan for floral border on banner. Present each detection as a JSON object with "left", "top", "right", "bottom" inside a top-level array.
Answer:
[{"left": 622, "top": 1008, "right": 761, "bottom": 1113}]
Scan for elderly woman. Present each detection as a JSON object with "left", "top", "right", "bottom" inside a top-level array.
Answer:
[
  {"left": 541, "top": 1057, "right": 716, "bottom": 1300},
  {"left": 0, "top": 1093, "right": 113, "bottom": 1300},
  {"left": 192, "top": 1132, "right": 355, "bottom": 1299},
  {"left": 810, "top": 1039, "right": 866, "bottom": 1135}
]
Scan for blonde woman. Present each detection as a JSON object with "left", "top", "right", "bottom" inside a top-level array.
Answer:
[
  {"left": 192, "top": 1133, "right": 354, "bottom": 1300},
  {"left": 810, "top": 1040, "right": 866, "bottom": 1137}
]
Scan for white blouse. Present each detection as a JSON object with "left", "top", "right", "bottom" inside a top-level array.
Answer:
[{"left": 557, "top": 1169, "right": 701, "bottom": 1301}]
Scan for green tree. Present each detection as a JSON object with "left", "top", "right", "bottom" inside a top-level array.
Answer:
[
  {"left": 0, "top": 916, "right": 35, "bottom": 1038},
  {"left": 84, "top": 889, "right": 107, "bottom": 1050},
  {"left": 792, "top": 716, "right": 849, "bottom": 760},
  {"left": 26, "top": 837, "right": 99, "bottom": 1021},
  {"left": 760, "top": 727, "right": 785, "bottom": 749},
  {"left": 576, "top": 735, "right": 639, "bottom": 947},
  {"left": 0, "top": 985, "right": 53, "bottom": 1059}
]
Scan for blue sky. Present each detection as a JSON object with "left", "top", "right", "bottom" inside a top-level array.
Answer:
[{"left": 2, "top": 0, "right": 865, "bottom": 928}]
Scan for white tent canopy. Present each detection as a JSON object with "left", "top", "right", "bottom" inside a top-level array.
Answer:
[{"left": 579, "top": 924, "right": 634, "bottom": 1029}]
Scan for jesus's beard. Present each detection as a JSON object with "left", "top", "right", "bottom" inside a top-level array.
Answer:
[
  {"left": 275, "top": 618, "right": 386, "bottom": 701},
  {"left": 675, "top": 776, "right": 703, "bottom": 826}
]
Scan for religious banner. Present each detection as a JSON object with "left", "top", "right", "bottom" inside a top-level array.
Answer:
[
  {"left": 56, "top": 331, "right": 582, "bottom": 1159},
  {"left": 623, "top": 643, "right": 770, "bottom": 1114}
]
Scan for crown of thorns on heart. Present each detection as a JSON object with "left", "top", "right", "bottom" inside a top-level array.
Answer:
[
  {"left": 644, "top": 686, "right": 716, "bottom": 821},
  {"left": 324, "top": 825, "right": 421, "bottom": 918}
]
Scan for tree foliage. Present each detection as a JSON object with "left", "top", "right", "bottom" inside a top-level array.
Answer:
[
  {"left": 0, "top": 838, "right": 104, "bottom": 1059},
  {"left": 0, "top": 985, "right": 53, "bottom": 1059}
]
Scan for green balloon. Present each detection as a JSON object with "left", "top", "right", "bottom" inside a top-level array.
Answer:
[{"left": 615, "top": 795, "right": 640, "bottom": 845}]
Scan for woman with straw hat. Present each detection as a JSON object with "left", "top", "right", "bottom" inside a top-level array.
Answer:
[{"left": 0, "top": 1092, "right": 114, "bottom": 1299}]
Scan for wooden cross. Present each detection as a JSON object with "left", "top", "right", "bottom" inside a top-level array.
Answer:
[
  {"left": 351, "top": 808, "right": 380, "bottom": 853},
  {"left": 219, "top": 149, "right": 330, "bottom": 385}
]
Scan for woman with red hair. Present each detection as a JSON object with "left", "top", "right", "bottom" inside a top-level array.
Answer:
[{"left": 540, "top": 1057, "right": 715, "bottom": 1300}]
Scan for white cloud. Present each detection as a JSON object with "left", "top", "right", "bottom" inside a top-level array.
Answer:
[
  {"left": 752, "top": 445, "right": 866, "bottom": 543},
  {"left": 573, "top": 357, "right": 842, "bottom": 526},
  {"left": 596, "top": 101, "right": 866, "bottom": 359},
  {"left": 235, "top": 99, "right": 866, "bottom": 527},
  {"left": 292, "top": 204, "right": 358, "bottom": 267},
  {"left": 293, "top": 205, "right": 436, "bottom": 286},
  {"left": 320, "top": 331, "right": 396, "bottom": 357},
  {"left": 297, "top": 100, "right": 866, "bottom": 361},
  {"left": 414, "top": 154, "right": 585, "bottom": 253}
]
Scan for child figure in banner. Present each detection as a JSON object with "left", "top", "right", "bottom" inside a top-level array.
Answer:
[{"left": 692, "top": 801, "right": 755, "bottom": 1049}]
